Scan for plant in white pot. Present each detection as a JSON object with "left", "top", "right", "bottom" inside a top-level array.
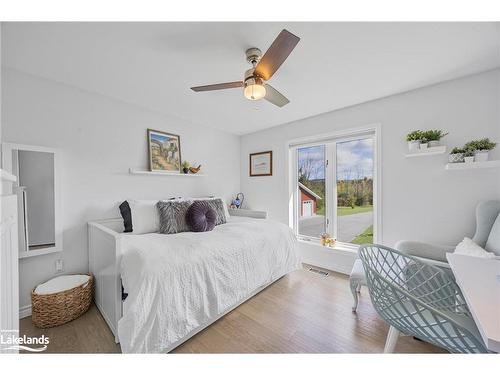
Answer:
[
  {"left": 422, "top": 129, "right": 448, "bottom": 147},
  {"left": 406, "top": 130, "right": 422, "bottom": 152},
  {"left": 419, "top": 137, "right": 429, "bottom": 150},
  {"left": 464, "top": 138, "right": 497, "bottom": 162},
  {"left": 449, "top": 147, "right": 465, "bottom": 163},
  {"left": 463, "top": 148, "right": 475, "bottom": 163}
]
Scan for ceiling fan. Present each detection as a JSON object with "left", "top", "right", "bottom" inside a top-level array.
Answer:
[{"left": 190, "top": 29, "right": 300, "bottom": 107}]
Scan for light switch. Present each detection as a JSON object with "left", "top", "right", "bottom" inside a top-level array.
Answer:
[{"left": 55, "top": 259, "right": 64, "bottom": 273}]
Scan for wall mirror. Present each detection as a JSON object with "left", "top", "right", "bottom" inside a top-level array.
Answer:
[{"left": 2, "top": 143, "right": 62, "bottom": 258}]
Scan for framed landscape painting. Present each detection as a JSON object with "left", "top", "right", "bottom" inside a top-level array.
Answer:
[
  {"left": 147, "top": 129, "right": 181, "bottom": 173},
  {"left": 249, "top": 151, "right": 273, "bottom": 176}
]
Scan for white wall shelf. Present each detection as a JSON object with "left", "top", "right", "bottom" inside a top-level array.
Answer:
[
  {"left": 0, "top": 169, "right": 17, "bottom": 182},
  {"left": 129, "top": 168, "right": 205, "bottom": 177},
  {"left": 405, "top": 145, "right": 446, "bottom": 158},
  {"left": 228, "top": 208, "right": 267, "bottom": 219},
  {"left": 445, "top": 160, "right": 500, "bottom": 170}
]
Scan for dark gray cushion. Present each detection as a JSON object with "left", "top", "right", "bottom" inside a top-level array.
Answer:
[
  {"left": 157, "top": 200, "right": 192, "bottom": 234},
  {"left": 186, "top": 201, "right": 216, "bottom": 232}
]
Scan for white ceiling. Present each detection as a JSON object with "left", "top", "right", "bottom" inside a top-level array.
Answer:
[{"left": 2, "top": 22, "right": 500, "bottom": 135}]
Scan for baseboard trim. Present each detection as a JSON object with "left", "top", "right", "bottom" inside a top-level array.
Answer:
[{"left": 19, "top": 304, "right": 32, "bottom": 319}]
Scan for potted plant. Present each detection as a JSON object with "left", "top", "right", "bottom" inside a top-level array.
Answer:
[
  {"left": 422, "top": 130, "right": 448, "bottom": 147},
  {"left": 419, "top": 137, "right": 429, "bottom": 150},
  {"left": 449, "top": 147, "right": 465, "bottom": 163},
  {"left": 181, "top": 160, "right": 190, "bottom": 174},
  {"left": 463, "top": 148, "right": 475, "bottom": 163},
  {"left": 406, "top": 130, "right": 422, "bottom": 151},
  {"left": 464, "top": 138, "right": 497, "bottom": 162}
]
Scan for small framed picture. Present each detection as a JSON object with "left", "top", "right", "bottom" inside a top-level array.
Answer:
[
  {"left": 147, "top": 129, "right": 182, "bottom": 173},
  {"left": 249, "top": 151, "right": 273, "bottom": 177}
]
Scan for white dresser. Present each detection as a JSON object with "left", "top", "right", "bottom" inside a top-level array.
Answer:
[{"left": 0, "top": 169, "right": 19, "bottom": 353}]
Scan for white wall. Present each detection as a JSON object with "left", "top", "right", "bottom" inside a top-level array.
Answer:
[
  {"left": 2, "top": 68, "right": 241, "bottom": 309},
  {"left": 241, "top": 70, "right": 500, "bottom": 250},
  {"left": 0, "top": 24, "right": 2, "bottom": 163},
  {"left": 498, "top": 70, "right": 500, "bottom": 191}
]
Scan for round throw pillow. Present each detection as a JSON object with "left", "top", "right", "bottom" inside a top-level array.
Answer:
[{"left": 186, "top": 201, "right": 217, "bottom": 232}]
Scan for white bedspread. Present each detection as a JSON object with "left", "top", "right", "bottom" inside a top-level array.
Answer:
[{"left": 118, "top": 217, "right": 300, "bottom": 353}]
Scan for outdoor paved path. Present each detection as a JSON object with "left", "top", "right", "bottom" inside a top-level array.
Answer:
[{"left": 298, "top": 211, "right": 373, "bottom": 242}]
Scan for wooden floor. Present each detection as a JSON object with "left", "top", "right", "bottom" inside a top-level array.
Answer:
[{"left": 20, "top": 268, "right": 445, "bottom": 354}]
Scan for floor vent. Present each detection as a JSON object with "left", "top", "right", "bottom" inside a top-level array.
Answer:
[{"left": 308, "top": 268, "right": 329, "bottom": 276}]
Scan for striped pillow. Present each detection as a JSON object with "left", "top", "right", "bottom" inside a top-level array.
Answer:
[
  {"left": 157, "top": 200, "right": 192, "bottom": 234},
  {"left": 202, "top": 198, "right": 227, "bottom": 226}
]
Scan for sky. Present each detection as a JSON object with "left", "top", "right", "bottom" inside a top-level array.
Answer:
[
  {"left": 298, "top": 138, "right": 373, "bottom": 180},
  {"left": 151, "top": 132, "right": 175, "bottom": 143}
]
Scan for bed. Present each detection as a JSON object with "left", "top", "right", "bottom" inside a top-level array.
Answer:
[{"left": 87, "top": 213, "right": 300, "bottom": 353}]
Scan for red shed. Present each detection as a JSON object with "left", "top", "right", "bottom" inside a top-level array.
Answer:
[{"left": 299, "top": 182, "right": 322, "bottom": 217}]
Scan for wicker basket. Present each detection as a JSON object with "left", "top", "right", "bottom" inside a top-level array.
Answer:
[{"left": 31, "top": 274, "right": 93, "bottom": 328}]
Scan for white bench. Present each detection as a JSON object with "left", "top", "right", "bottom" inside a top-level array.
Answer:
[{"left": 349, "top": 259, "right": 367, "bottom": 312}]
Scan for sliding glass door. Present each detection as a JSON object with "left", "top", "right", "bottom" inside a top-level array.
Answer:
[{"left": 294, "top": 133, "right": 376, "bottom": 246}]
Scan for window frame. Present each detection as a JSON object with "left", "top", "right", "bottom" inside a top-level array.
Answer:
[{"left": 288, "top": 125, "right": 381, "bottom": 249}]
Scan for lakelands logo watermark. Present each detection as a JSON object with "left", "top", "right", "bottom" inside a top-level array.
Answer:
[{"left": 1, "top": 330, "right": 49, "bottom": 352}]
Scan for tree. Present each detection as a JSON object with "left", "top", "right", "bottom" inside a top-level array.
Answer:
[{"left": 298, "top": 154, "right": 323, "bottom": 183}]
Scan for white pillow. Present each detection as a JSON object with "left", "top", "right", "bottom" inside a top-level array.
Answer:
[
  {"left": 454, "top": 237, "right": 496, "bottom": 259},
  {"left": 128, "top": 199, "right": 160, "bottom": 234}
]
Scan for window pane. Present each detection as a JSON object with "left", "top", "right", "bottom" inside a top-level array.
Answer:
[
  {"left": 297, "top": 145, "right": 326, "bottom": 238},
  {"left": 336, "top": 138, "right": 374, "bottom": 244}
]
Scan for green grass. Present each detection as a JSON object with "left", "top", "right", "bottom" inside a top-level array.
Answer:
[
  {"left": 337, "top": 205, "right": 373, "bottom": 216},
  {"left": 351, "top": 225, "right": 373, "bottom": 245},
  {"left": 315, "top": 205, "right": 372, "bottom": 217}
]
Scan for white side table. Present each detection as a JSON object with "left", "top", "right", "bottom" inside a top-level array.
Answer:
[
  {"left": 446, "top": 253, "right": 500, "bottom": 352},
  {"left": 228, "top": 208, "right": 267, "bottom": 219}
]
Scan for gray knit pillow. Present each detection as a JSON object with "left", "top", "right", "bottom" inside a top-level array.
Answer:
[
  {"left": 202, "top": 198, "right": 227, "bottom": 226},
  {"left": 157, "top": 200, "right": 192, "bottom": 234}
]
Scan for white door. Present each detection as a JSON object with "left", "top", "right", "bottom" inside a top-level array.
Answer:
[{"left": 302, "top": 200, "right": 313, "bottom": 217}]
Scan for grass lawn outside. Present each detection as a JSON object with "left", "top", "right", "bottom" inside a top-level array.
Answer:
[
  {"left": 316, "top": 205, "right": 372, "bottom": 217},
  {"left": 337, "top": 205, "right": 373, "bottom": 216},
  {"left": 351, "top": 225, "right": 373, "bottom": 245}
]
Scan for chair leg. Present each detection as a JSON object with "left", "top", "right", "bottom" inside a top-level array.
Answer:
[
  {"left": 384, "top": 326, "right": 400, "bottom": 353},
  {"left": 350, "top": 279, "right": 359, "bottom": 312}
]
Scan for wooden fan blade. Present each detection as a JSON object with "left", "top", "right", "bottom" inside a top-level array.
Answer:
[
  {"left": 264, "top": 84, "right": 290, "bottom": 107},
  {"left": 191, "top": 81, "right": 243, "bottom": 92},
  {"left": 255, "top": 29, "right": 300, "bottom": 81}
]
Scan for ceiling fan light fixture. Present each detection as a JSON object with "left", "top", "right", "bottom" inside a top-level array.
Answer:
[
  {"left": 244, "top": 83, "right": 266, "bottom": 101},
  {"left": 190, "top": 29, "right": 300, "bottom": 107},
  {"left": 244, "top": 76, "right": 266, "bottom": 101}
]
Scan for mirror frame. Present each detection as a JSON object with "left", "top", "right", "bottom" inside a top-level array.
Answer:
[{"left": 2, "top": 143, "right": 62, "bottom": 258}]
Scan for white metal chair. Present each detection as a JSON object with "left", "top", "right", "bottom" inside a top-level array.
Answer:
[{"left": 359, "top": 244, "right": 489, "bottom": 353}]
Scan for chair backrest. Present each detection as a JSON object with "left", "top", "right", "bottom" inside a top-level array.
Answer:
[
  {"left": 472, "top": 200, "right": 500, "bottom": 254},
  {"left": 359, "top": 244, "right": 488, "bottom": 353}
]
